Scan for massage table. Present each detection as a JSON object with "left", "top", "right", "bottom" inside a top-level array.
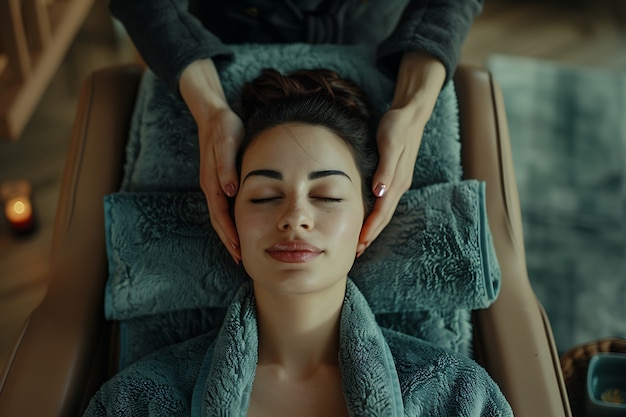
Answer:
[{"left": 0, "top": 63, "right": 572, "bottom": 417}]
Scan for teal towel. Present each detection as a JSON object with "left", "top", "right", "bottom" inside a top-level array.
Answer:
[
  {"left": 104, "top": 180, "right": 499, "bottom": 321},
  {"left": 85, "top": 281, "right": 512, "bottom": 416},
  {"left": 121, "top": 43, "right": 461, "bottom": 193}
]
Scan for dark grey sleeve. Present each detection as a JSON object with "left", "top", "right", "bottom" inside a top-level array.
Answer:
[
  {"left": 376, "top": 0, "right": 483, "bottom": 84},
  {"left": 109, "top": 0, "right": 233, "bottom": 94}
]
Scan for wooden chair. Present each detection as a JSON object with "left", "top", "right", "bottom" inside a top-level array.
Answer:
[{"left": 0, "top": 0, "right": 95, "bottom": 140}]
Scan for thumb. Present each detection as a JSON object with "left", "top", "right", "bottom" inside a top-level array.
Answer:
[{"left": 213, "top": 111, "right": 245, "bottom": 197}]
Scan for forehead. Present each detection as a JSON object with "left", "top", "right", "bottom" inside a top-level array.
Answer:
[{"left": 242, "top": 123, "right": 357, "bottom": 173}]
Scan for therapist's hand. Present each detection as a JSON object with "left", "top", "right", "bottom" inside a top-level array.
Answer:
[
  {"left": 358, "top": 52, "right": 446, "bottom": 257},
  {"left": 180, "top": 59, "right": 243, "bottom": 264}
]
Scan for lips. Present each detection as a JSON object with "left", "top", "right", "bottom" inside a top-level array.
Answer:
[{"left": 266, "top": 240, "right": 323, "bottom": 263}]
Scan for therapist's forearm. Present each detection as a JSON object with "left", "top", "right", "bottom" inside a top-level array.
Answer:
[
  {"left": 390, "top": 52, "right": 446, "bottom": 123},
  {"left": 179, "top": 59, "right": 231, "bottom": 120}
]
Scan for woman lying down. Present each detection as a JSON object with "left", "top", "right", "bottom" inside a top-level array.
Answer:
[{"left": 85, "top": 68, "right": 513, "bottom": 416}]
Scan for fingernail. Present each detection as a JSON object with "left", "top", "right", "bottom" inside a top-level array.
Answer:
[
  {"left": 224, "top": 183, "right": 237, "bottom": 197},
  {"left": 374, "top": 183, "right": 387, "bottom": 197},
  {"left": 231, "top": 242, "right": 241, "bottom": 265},
  {"left": 356, "top": 242, "right": 366, "bottom": 258}
]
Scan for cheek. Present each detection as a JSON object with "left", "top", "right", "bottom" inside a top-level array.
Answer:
[
  {"left": 234, "top": 202, "right": 257, "bottom": 251},
  {"left": 329, "top": 209, "right": 363, "bottom": 247},
  {"left": 234, "top": 204, "right": 276, "bottom": 267},
  {"left": 236, "top": 212, "right": 259, "bottom": 241}
]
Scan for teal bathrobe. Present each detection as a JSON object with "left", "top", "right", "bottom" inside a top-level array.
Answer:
[{"left": 85, "top": 280, "right": 512, "bottom": 416}]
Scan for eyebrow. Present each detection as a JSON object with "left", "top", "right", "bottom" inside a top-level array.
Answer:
[{"left": 242, "top": 169, "right": 352, "bottom": 183}]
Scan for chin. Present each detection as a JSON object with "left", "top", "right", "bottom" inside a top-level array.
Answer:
[{"left": 253, "top": 270, "right": 348, "bottom": 296}]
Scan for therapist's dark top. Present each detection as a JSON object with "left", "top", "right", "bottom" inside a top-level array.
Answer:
[{"left": 110, "top": 0, "right": 483, "bottom": 93}]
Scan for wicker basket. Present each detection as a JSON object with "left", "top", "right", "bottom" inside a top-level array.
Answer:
[{"left": 560, "top": 338, "right": 626, "bottom": 417}]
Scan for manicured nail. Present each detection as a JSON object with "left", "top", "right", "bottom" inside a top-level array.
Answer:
[
  {"left": 224, "top": 183, "right": 237, "bottom": 197},
  {"left": 374, "top": 183, "right": 387, "bottom": 197}
]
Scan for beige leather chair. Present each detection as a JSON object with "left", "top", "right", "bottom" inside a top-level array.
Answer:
[{"left": 0, "top": 64, "right": 573, "bottom": 417}]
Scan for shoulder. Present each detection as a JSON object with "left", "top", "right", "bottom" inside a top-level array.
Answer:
[
  {"left": 382, "top": 327, "right": 469, "bottom": 384},
  {"left": 382, "top": 328, "right": 513, "bottom": 417}
]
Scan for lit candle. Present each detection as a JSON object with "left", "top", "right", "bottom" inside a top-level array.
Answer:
[
  {"left": 5, "top": 196, "right": 35, "bottom": 233},
  {"left": 1, "top": 179, "right": 37, "bottom": 235}
]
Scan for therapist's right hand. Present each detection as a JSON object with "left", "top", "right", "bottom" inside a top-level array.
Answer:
[{"left": 180, "top": 59, "right": 244, "bottom": 264}]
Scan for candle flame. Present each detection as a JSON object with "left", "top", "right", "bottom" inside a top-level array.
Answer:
[
  {"left": 601, "top": 388, "right": 625, "bottom": 404},
  {"left": 13, "top": 200, "right": 26, "bottom": 215}
]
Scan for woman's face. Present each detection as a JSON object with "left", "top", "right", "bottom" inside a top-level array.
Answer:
[{"left": 234, "top": 123, "right": 364, "bottom": 295}]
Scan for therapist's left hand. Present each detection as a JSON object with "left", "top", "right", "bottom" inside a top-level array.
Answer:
[{"left": 357, "top": 52, "right": 446, "bottom": 257}]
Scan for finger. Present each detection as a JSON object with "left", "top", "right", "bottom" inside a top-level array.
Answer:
[
  {"left": 214, "top": 114, "right": 244, "bottom": 197},
  {"left": 214, "top": 141, "right": 240, "bottom": 197},
  {"left": 360, "top": 149, "right": 415, "bottom": 249},
  {"left": 359, "top": 185, "right": 402, "bottom": 248},
  {"left": 356, "top": 241, "right": 367, "bottom": 259},
  {"left": 199, "top": 139, "right": 241, "bottom": 262},
  {"left": 372, "top": 135, "right": 402, "bottom": 198},
  {"left": 204, "top": 179, "right": 241, "bottom": 263}
]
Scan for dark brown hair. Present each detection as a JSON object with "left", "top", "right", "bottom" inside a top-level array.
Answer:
[{"left": 237, "top": 68, "right": 378, "bottom": 213}]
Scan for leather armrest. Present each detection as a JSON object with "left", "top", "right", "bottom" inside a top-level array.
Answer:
[
  {"left": 0, "top": 64, "right": 143, "bottom": 417},
  {"left": 454, "top": 65, "right": 572, "bottom": 417}
]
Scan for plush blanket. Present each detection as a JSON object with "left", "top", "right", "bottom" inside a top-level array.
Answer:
[{"left": 85, "top": 281, "right": 513, "bottom": 417}]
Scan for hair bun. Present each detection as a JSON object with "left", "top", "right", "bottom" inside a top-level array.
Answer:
[{"left": 239, "top": 68, "right": 373, "bottom": 122}]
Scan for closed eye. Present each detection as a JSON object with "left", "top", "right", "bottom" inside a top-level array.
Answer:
[
  {"left": 250, "top": 197, "right": 281, "bottom": 204},
  {"left": 313, "top": 197, "right": 343, "bottom": 203},
  {"left": 249, "top": 197, "right": 343, "bottom": 204}
]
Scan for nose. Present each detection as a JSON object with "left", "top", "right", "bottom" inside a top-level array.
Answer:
[{"left": 278, "top": 197, "right": 313, "bottom": 231}]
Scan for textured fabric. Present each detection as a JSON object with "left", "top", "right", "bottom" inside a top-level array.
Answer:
[
  {"left": 120, "top": 44, "right": 462, "bottom": 193},
  {"left": 118, "top": 308, "right": 227, "bottom": 370},
  {"left": 488, "top": 54, "right": 626, "bottom": 353},
  {"left": 104, "top": 180, "right": 499, "bottom": 321},
  {"left": 109, "top": 0, "right": 483, "bottom": 93},
  {"left": 120, "top": 307, "right": 473, "bottom": 370},
  {"left": 85, "top": 281, "right": 513, "bottom": 416}
]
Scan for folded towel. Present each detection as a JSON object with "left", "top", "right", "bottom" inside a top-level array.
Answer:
[
  {"left": 121, "top": 43, "right": 461, "bottom": 193},
  {"left": 104, "top": 180, "right": 500, "bottom": 321},
  {"left": 85, "top": 281, "right": 513, "bottom": 416}
]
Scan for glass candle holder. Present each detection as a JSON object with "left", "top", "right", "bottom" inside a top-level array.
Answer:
[
  {"left": 586, "top": 353, "right": 626, "bottom": 417},
  {"left": 1, "top": 179, "right": 37, "bottom": 235}
]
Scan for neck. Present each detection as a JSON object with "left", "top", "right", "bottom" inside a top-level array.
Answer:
[{"left": 253, "top": 279, "right": 347, "bottom": 379}]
